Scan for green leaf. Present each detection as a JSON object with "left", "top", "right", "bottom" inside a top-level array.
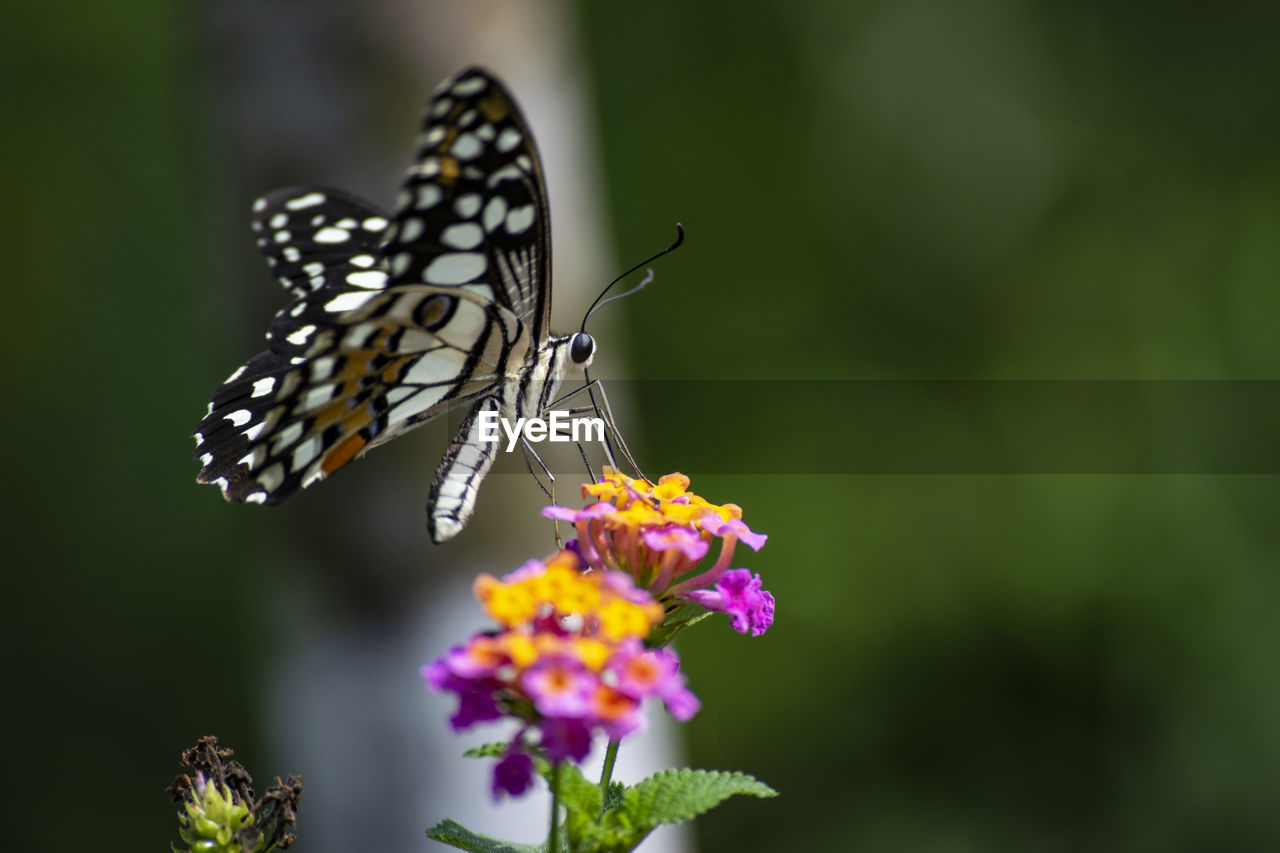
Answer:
[
  {"left": 426, "top": 818, "right": 545, "bottom": 853},
  {"left": 647, "top": 609, "right": 713, "bottom": 647},
  {"left": 602, "top": 781, "right": 626, "bottom": 813},
  {"left": 551, "top": 762, "right": 602, "bottom": 817},
  {"left": 463, "top": 742, "right": 551, "bottom": 777},
  {"left": 462, "top": 743, "right": 510, "bottom": 760},
  {"left": 623, "top": 769, "right": 778, "bottom": 826}
]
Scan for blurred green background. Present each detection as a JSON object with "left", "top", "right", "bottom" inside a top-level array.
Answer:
[{"left": 7, "top": 1, "right": 1280, "bottom": 851}]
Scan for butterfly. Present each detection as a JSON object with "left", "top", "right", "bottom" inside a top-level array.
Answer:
[{"left": 192, "top": 66, "right": 600, "bottom": 543}]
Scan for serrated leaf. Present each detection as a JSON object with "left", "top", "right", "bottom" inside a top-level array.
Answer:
[
  {"left": 623, "top": 769, "right": 778, "bottom": 826},
  {"left": 551, "top": 762, "right": 601, "bottom": 817},
  {"left": 602, "top": 781, "right": 626, "bottom": 812},
  {"left": 426, "top": 818, "right": 545, "bottom": 853}
]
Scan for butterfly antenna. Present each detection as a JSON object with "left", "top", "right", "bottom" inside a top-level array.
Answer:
[
  {"left": 580, "top": 223, "right": 684, "bottom": 333},
  {"left": 586, "top": 269, "right": 653, "bottom": 323}
]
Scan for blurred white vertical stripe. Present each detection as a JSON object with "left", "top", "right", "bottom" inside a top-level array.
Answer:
[{"left": 203, "top": 1, "right": 686, "bottom": 850}]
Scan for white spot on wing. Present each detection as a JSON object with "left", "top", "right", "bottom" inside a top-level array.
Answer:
[
  {"left": 403, "top": 347, "right": 469, "bottom": 385},
  {"left": 496, "top": 127, "right": 522, "bottom": 152},
  {"left": 363, "top": 217, "right": 388, "bottom": 232},
  {"left": 246, "top": 491, "right": 268, "bottom": 504},
  {"left": 325, "top": 290, "right": 376, "bottom": 313},
  {"left": 225, "top": 365, "right": 247, "bottom": 383},
  {"left": 314, "top": 227, "right": 350, "bottom": 244},
  {"left": 347, "top": 270, "right": 388, "bottom": 289},
  {"left": 452, "top": 133, "right": 482, "bottom": 160},
  {"left": 451, "top": 76, "right": 486, "bottom": 96},
  {"left": 384, "top": 386, "right": 416, "bottom": 405},
  {"left": 292, "top": 436, "right": 322, "bottom": 470},
  {"left": 237, "top": 447, "right": 264, "bottom": 471},
  {"left": 441, "top": 223, "right": 483, "bottom": 250},
  {"left": 285, "top": 192, "right": 326, "bottom": 210},
  {"left": 271, "top": 422, "right": 304, "bottom": 453},
  {"left": 243, "top": 422, "right": 265, "bottom": 441},
  {"left": 506, "top": 205, "right": 535, "bottom": 234},
  {"left": 302, "top": 386, "right": 334, "bottom": 410},
  {"left": 483, "top": 196, "right": 508, "bottom": 233},
  {"left": 387, "top": 386, "right": 449, "bottom": 426},
  {"left": 423, "top": 253, "right": 486, "bottom": 285},
  {"left": 400, "top": 217, "right": 424, "bottom": 243},
  {"left": 258, "top": 463, "right": 285, "bottom": 493},
  {"left": 310, "top": 357, "right": 336, "bottom": 381},
  {"left": 350, "top": 254, "right": 375, "bottom": 268},
  {"left": 417, "top": 184, "right": 442, "bottom": 210},
  {"left": 225, "top": 409, "right": 252, "bottom": 427},
  {"left": 251, "top": 377, "right": 276, "bottom": 398},
  {"left": 454, "top": 194, "right": 482, "bottom": 218},
  {"left": 286, "top": 325, "right": 316, "bottom": 346}
]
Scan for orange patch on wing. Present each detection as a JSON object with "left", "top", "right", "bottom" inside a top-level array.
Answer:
[
  {"left": 321, "top": 433, "right": 366, "bottom": 475},
  {"left": 479, "top": 93, "right": 509, "bottom": 122},
  {"left": 439, "top": 156, "right": 460, "bottom": 184},
  {"left": 421, "top": 294, "right": 450, "bottom": 326}
]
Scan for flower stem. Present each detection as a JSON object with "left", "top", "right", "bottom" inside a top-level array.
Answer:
[
  {"left": 548, "top": 760, "right": 562, "bottom": 852},
  {"left": 597, "top": 738, "right": 621, "bottom": 817}
]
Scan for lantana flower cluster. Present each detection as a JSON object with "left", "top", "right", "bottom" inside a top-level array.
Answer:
[
  {"left": 544, "top": 470, "right": 774, "bottom": 636},
  {"left": 423, "top": 549, "right": 699, "bottom": 798},
  {"left": 426, "top": 471, "right": 773, "bottom": 800}
]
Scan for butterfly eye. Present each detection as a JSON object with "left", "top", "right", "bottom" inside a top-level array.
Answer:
[{"left": 570, "top": 332, "right": 596, "bottom": 367}]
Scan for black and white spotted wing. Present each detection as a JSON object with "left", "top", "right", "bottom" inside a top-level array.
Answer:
[{"left": 193, "top": 67, "right": 596, "bottom": 542}]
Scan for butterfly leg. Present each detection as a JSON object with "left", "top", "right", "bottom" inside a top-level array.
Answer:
[
  {"left": 520, "top": 436, "right": 562, "bottom": 547},
  {"left": 586, "top": 378, "right": 648, "bottom": 482},
  {"left": 547, "top": 378, "right": 648, "bottom": 483}
]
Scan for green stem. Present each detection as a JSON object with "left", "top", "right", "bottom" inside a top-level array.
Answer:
[
  {"left": 597, "top": 738, "right": 621, "bottom": 817},
  {"left": 548, "top": 760, "right": 562, "bottom": 852}
]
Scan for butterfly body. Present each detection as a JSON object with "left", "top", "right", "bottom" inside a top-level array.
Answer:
[{"left": 193, "top": 67, "right": 594, "bottom": 542}]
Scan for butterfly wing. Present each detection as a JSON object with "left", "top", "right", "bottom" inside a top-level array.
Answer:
[
  {"left": 382, "top": 67, "right": 557, "bottom": 539},
  {"left": 385, "top": 66, "right": 553, "bottom": 342},
  {"left": 194, "top": 67, "right": 554, "bottom": 518}
]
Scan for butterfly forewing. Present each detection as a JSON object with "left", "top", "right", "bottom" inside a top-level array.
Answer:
[
  {"left": 194, "top": 67, "right": 557, "bottom": 522},
  {"left": 384, "top": 67, "right": 552, "bottom": 340}
]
